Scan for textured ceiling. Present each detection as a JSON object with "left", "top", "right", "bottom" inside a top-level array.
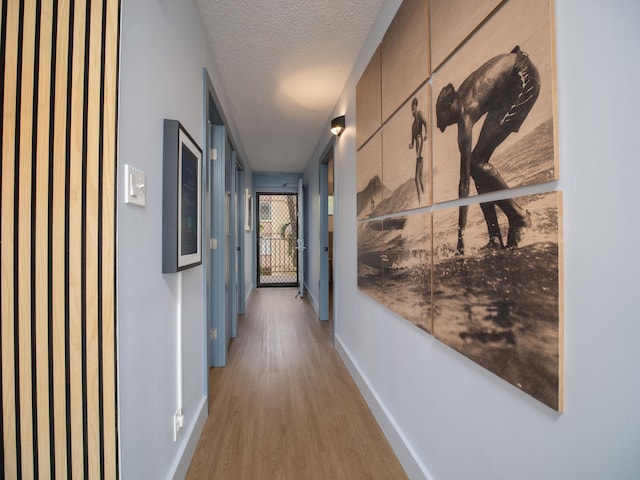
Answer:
[{"left": 196, "top": 0, "right": 385, "bottom": 172}]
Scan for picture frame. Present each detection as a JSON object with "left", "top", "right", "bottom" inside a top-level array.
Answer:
[
  {"left": 162, "top": 119, "right": 202, "bottom": 273},
  {"left": 352, "top": 0, "right": 562, "bottom": 411},
  {"left": 244, "top": 188, "right": 253, "bottom": 231}
]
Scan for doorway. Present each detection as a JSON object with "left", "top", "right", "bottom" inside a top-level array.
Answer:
[
  {"left": 204, "top": 69, "right": 245, "bottom": 368},
  {"left": 319, "top": 148, "right": 334, "bottom": 322},
  {"left": 256, "top": 193, "right": 299, "bottom": 287}
]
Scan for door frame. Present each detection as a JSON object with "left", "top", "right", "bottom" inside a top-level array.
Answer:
[
  {"left": 203, "top": 68, "right": 246, "bottom": 369},
  {"left": 297, "top": 179, "right": 305, "bottom": 298},
  {"left": 236, "top": 163, "right": 247, "bottom": 315},
  {"left": 227, "top": 146, "right": 244, "bottom": 339},
  {"left": 319, "top": 143, "right": 334, "bottom": 321},
  {"left": 255, "top": 192, "right": 300, "bottom": 288},
  {"left": 209, "top": 122, "right": 227, "bottom": 367}
]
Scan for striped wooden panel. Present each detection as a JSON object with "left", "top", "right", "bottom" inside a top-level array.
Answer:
[
  {"left": 34, "top": 4, "right": 55, "bottom": 479},
  {"left": 0, "top": 0, "right": 120, "bottom": 478},
  {"left": 2, "top": 5, "right": 20, "bottom": 480}
]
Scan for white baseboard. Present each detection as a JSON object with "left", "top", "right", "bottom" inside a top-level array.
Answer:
[
  {"left": 245, "top": 284, "right": 254, "bottom": 306},
  {"left": 170, "top": 396, "right": 208, "bottom": 480},
  {"left": 335, "top": 336, "right": 432, "bottom": 480},
  {"left": 303, "top": 282, "right": 320, "bottom": 316}
]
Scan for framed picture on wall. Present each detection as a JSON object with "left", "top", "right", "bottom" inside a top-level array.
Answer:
[{"left": 162, "top": 119, "right": 202, "bottom": 273}]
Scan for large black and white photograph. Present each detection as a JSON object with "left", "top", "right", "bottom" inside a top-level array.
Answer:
[
  {"left": 432, "top": 191, "right": 563, "bottom": 411},
  {"left": 432, "top": 0, "right": 557, "bottom": 205},
  {"left": 378, "top": 83, "right": 431, "bottom": 214},
  {"left": 357, "top": 132, "right": 384, "bottom": 220},
  {"left": 381, "top": 0, "right": 430, "bottom": 123},
  {"left": 358, "top": 213, "right": 432, "bottom": 334}
]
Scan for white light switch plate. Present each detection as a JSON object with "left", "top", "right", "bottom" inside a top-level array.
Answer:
[{"left": 124, "top": 164, "right": 146, "bottom": 207}]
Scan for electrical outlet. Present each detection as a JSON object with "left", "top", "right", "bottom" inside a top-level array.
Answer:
[{"left": 173, "top": 409, "right": 184, "bottom": 442}]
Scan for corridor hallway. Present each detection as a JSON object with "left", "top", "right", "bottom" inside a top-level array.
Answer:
[{"left": 186, "top": 288, "right": 407, "bottom": 479}]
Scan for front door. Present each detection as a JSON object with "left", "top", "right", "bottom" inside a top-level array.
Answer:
[{"left": 256, "top": 193, "right": 298, "bottom": 287}]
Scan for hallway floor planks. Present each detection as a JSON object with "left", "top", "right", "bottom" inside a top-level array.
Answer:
[{"left": 186, "top": 288, "right": 407, "bottom": 479}]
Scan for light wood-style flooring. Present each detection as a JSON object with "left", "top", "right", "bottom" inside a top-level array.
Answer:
[{"left": 186, "top": 288, "right": 407, "bottom": 479}]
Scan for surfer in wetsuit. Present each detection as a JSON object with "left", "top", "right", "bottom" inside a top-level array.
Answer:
[
  {"left": 436, "top": 46, "right": 540, "bottom": 254},
  {"left": 409, "top": 97, "right": 427, "bottom": 204}
]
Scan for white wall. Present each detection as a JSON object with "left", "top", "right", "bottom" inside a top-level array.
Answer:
[
  {"left": 117, "top": 0, "right": 246, "bottom": 478},
  {"left": 305, "top": 0, "right": 640, "bottom": 478}
]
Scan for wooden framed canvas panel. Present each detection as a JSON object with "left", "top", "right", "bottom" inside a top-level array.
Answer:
[
  {"left": 380, "top": 212, "right": 433, "bottom": 333},
  {"left": 381, "top": 0, "right": 430, "bottom": 123},
  {"left": 356, "top": 46, "right": 382, "bottom": 150},
  {"left": 431, "top": 0, "right": 558, "bottom": 204},
  {"left": 357, "top": 219, "right": 384, "bottom": 296},
  {"left": 356, "top": 131, "right": 383, "bottom": 220},
  {"left": 380, "top": 83, "right": 431, "bottom": 215},
  {"left": 358, "top": 213, "right": 433, "bottom": 333},
  {"left": 432, "top": 191, "right": 563, "bottom": 411},
  {"left": 430, "top": 0, "right": 505, "bottom": 71}
]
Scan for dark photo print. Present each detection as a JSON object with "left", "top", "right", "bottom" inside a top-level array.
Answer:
[{"left": 432, "top": 191, "right": 563, "bottom": 411}]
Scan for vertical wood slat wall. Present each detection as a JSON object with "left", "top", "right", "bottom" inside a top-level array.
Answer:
[{"left": 1, "top": 0, "right": 120, "bottom": 478}]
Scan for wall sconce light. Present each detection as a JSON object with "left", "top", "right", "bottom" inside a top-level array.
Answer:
[{"left": 330, "top": 115, "right": 345, "bottom": 136}]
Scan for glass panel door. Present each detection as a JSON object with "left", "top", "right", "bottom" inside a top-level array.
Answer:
[{"left": 256, "top": 193, "right": 298, "bottom": 287}]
